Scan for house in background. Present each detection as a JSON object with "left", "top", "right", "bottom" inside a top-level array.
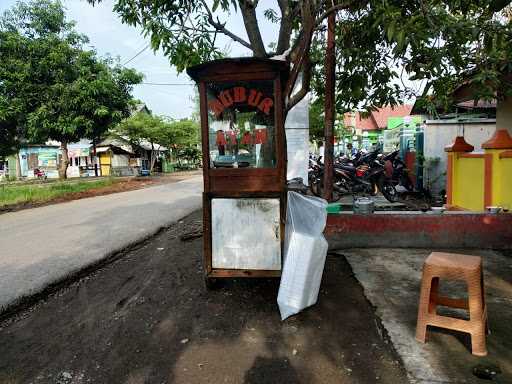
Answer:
[
  {"left": 343, "top": 105, "right": 414, "bottom": 150},
  {"left": 95, "top": 137, "right": 136, "bottom": 176},
  {"left": 0, "top": 156, "right": 14, "bottom": 180},
  {"left": 95, "top": 136, "right": 168, "bottom": 176},
  {"left": 67, "top": 139, "right": 97, "bottom": 178},
  {"left": 411, "top": 98, "right": 497, "bottom": 195},
  {"left": 17, "top": 144, "right": 61, "bottom": 179}
]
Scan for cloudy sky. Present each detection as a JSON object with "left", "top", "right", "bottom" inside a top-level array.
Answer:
[{"left": 0, "top": 0, "right": 280, "bottom": 119}]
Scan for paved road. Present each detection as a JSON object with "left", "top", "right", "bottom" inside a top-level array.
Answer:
[{"left": 0, "top": 176, "right": 202, "bottom": 311}]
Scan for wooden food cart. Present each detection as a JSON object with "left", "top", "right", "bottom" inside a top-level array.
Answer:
[{"left": 187, "top": 57, "right": 289, "bottom": 287}]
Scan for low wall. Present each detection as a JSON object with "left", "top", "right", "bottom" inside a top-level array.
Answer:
[{"left": 325, "top": 212, "right": 512, "bottom": 250}]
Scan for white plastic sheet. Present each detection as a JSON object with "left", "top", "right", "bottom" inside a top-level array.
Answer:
[{"left": 278, "top": 192, "right": 328, "bottom": 320}]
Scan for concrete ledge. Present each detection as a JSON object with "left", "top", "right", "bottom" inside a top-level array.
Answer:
[{"left": 325, "top": 212, "right": 512, "bottom": 250}]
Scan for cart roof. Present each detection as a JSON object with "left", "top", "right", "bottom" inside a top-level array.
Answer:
[{"left": 187, "top": 57, "right": 289, "bottom": 82}]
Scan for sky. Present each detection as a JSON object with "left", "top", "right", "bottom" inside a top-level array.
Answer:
[{"left": 0, "top": 0, "right": 281, "bottom": 119}]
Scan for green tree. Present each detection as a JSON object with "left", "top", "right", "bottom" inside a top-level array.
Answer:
[
  {"left": 163, "top": 119, "right": 201, "bottom": 166},
  {"left": 88, "top": 0, "right": 511, "bottom": 116},
  {"left": 0, "top": 0, "right": 143, "bottom": 178},
  {"left": 309, "top": 1, "right": 512, "bottom": 116},
  {"left": 115, "top": 113, "right": 200, "bottom": 170},
  {"left": 114, "top": 112, "right": 166, "bottom": 171},
  {"left": 309, "top": 100, "right": 325, "bottom": 141},
  {"left": 164, "top": 119, "right": 200, "bottom": 148}
]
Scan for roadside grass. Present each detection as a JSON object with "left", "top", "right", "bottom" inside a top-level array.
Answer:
[{"left": 0, "top": 178, "right": 118, "bottom": 207}]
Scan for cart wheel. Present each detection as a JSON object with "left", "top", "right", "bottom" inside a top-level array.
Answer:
[{"left": 204, "top": 277, "right": 222, "bottom": 290}]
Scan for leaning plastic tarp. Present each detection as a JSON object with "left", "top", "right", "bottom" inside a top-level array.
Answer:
[{"left": 277, "top": 191, "right": 328, "bottom": 320}]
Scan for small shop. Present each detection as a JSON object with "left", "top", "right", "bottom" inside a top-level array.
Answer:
[
  {"left": 96, "top": 138, "right": 137, "bottom": 176},
  {"left": 67, "top": 143, "right": 97, "bottom": 178},
  {"left": 18, "top": 145, "right": 60, "bottom": 179},
  {"left": 187, "top": 57, "right": 289, "bottom": 285}
]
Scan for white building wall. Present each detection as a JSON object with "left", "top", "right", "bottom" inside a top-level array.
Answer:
[
  {"left": 423, "top": 119, "right": 495, "bottom": 194},
  {"left": 496, "top": 96, "right": 512, "bottom": 135},
  {"left": 285, "top": 75, "right": 310, "bottom": 184},
  {"left": 112, "top": 154, "right": 129, "bottom": 167}
]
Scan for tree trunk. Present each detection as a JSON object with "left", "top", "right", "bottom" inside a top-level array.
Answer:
[
  {"left": 150, "top": 143, "right": 156, "bottom": 172},
  {"left": 92, "top": 138, "right": 98, "bottom": 177},
  {"left": 239, "top": 0, "right": 267, "bottom": 57},
  {"left": 276, "top": 0, "right": 292, "bottom": 54},
  {"left": 59, "top": 141, "right": 69, "bottom": 179},
  {"left": 322, "top": 12, "right": 335, "bottom": 201},
  {"left": 15, "top": 152, "right": 22, "bottom": 179}
]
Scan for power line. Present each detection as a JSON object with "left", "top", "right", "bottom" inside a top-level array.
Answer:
[{"left": 122, "top": 44, "right": 150, "bottom": 66}]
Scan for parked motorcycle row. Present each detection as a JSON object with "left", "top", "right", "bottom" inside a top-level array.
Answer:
[{"left": 308, "top": 149, "right": 413, "bottom": 203}]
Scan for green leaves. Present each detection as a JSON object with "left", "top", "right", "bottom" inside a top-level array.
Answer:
[
  {"left": 263, "top": 8, "right": 280, "bottom": 23},
  {"left": 105, "top": 0, "right": 225, "bottom": 73},
  {"left": 310, "top": 0, "right": 512, "bottom": 115},
  {"left": 114, "top": 113, "right": 199, "bottom": 150},
  {"left": 0, "top": 0, "right": 143, "bottom": 156}
]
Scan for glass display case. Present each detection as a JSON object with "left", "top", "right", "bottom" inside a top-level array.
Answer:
[{"left": 187, "top": 58, "right": 289, "bottom": 286}]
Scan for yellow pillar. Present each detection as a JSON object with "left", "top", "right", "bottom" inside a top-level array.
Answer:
[
  {"left": 444, "top": 136, "right": 474, "bottom": 209},
  {"left": 482, "top": 129, "right": 512, "bottom": 209}
]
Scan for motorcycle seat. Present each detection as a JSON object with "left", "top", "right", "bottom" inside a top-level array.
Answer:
[{"left": 336, "top": 164, "right": 356, "bottom": 173}]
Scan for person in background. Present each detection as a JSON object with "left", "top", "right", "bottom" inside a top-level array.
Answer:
[
  {"left": 346, "top": 142, "right": 357, "bottom": 157},
  {"left": 318, "top": 141, "right": 325, "bottom": 163}
]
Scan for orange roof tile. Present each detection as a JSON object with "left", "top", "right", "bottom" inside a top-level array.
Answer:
[{"left": 344, "top": 105, "right": 413, "bottom": 131}]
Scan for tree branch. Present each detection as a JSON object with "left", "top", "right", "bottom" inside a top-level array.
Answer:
[
  {"left": 199, "top": 0, "right": 253, "bottom": 51},
  {"left": 314, "top": 0, "right": 357, "bottom": 28},
  {"left": 287, "top": 55, "right": 312, "bottom": 111},
  {"left": 238, "top": 0, "right": 267, "bottom": 57},
  {"left": 286, "top": 0, "right": 359, "bottom": 111},
  {"left": 276, "top": 0, "right": 292, "bottom": 54},
  {"left": 285, "top": 0, "right": 315, "bottom": 103}
]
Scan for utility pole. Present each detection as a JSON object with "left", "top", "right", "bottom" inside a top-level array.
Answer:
[{"left": 323, "top": 12, "right": 335, "bottom": 201}]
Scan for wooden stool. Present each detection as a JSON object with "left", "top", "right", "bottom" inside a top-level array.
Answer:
[{"left": 415, "top": 252, "right": 488, "bottom": 356}]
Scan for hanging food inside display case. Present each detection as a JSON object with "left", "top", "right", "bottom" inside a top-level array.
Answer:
[{"left": 187, "top": 57, "right": 289, "bottom": 287}]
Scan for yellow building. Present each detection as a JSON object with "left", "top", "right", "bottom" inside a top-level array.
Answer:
[{"left": 446, "top": 130, "right": 512, "bottom": 211}]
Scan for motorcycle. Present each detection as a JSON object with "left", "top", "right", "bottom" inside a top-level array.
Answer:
[
  {"left": 33, "top": 168, "right": 47, "bottom": 180},
  {"left": 382, "top": 150, "right": 414, "bottom": 192},
  {"left": 309, "top": 149, "right": 398, "bottom": 202}
]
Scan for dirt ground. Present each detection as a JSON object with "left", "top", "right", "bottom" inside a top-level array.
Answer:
[
  {"left": 0, "top": 210, "right": 407, "bottom": 384},
  {"left": 0, "top": 171, "right": 201, "bottom": 214}
]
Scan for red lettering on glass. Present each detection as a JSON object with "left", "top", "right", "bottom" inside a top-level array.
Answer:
[
  {"left": 208, "top": 99, "right": 224, "bottom": 117},
  {"left": 248, "top": 89, "right": 263, "bottom": 107},
  {"left": 209, "top": 87, "right": 273, "bottom": 117},
  {"left": 233, "top": 87, "right": 246, "bottom": 103},
  {"left": 219, "top": 90, "right": 234, "bottom": 107},
  {"left": 257, "top": 98, "right": 273, "bottom": 115}
]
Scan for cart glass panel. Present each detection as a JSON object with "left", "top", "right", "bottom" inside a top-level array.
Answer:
[{"left": 206, "top": 80, "right": 276, "bottom": 169}]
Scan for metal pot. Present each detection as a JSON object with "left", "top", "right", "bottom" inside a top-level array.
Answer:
[
  {"left": 353, "top": 197, "right": 375, "bottom": 214},
  {"left": 486, "top": 206, "right": 502, "bottom": 214}
]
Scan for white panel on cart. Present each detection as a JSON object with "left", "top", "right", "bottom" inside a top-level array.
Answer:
[{"left": 211, "top": 198, "right": 281, "bottom": 270}]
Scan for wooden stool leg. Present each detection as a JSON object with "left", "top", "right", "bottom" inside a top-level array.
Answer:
[
  {"left": 416, "top": 272, "right": 435, "bottom": 343},
  {"left": 481, "top": 270, "right": 490, "bottom": 335},
  {"left": 428, "top": 277, "right": 439, "bottom": 314},
  {"left": 468, "top": 273, "right": 487, "bottom": 356},
  {"left": 470, "top": 326, "right": 488, "bottom": 356}
]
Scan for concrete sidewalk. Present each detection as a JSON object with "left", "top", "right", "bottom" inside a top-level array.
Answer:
[
  {"left": 339, "top": 248, "right": 512, "bottom": 383},
  {"left": 0, "top": 176, "right": 202, "bottom": 311}
]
